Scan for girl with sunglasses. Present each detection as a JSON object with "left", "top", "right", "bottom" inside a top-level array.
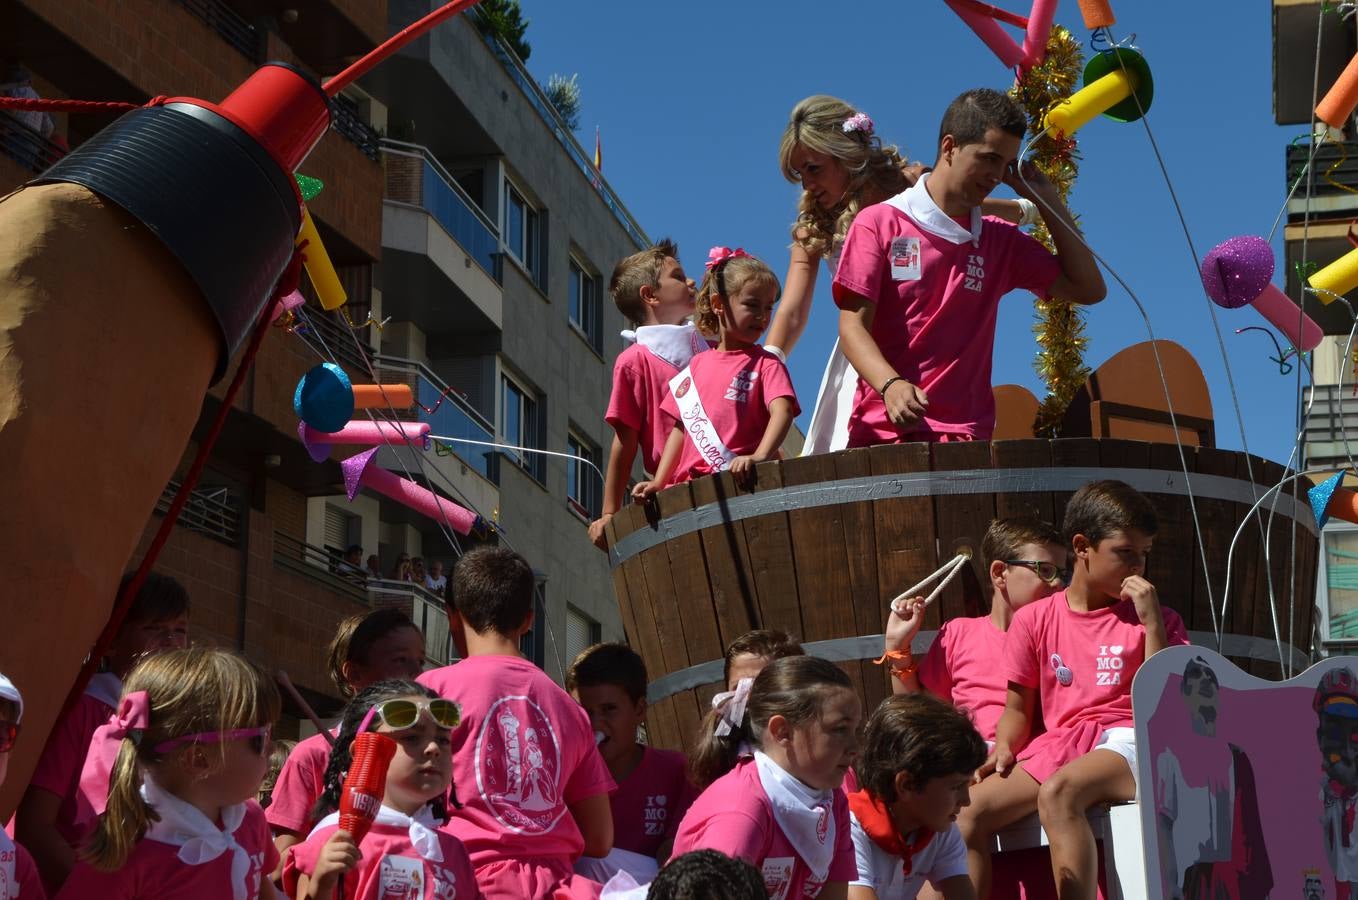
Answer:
[
  {"left": 286, "top": 680, "right": 478, "bottom": 899},
  {"left": 58, "top": 647, "right": 281, "bottom": 899}
]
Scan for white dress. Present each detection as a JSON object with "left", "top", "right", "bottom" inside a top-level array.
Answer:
[{"left": 801, "top": 251, "right": 858, "bottom": 455}]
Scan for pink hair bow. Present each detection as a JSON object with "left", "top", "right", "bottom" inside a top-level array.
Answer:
[
  {"left": 75, "top": 690, "right": 151, "bottom": 825},
  {"left": 706, "top": 246, "right": 750, "bottom": 270}
]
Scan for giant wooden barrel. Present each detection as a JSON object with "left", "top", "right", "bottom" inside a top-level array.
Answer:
[{"left": 604, "top": 439, "right": 1319, "bottom": 752}]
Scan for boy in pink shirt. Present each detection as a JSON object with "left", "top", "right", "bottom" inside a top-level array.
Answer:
[
  {"left": 834, "top": 88, "right": 1105, "bottom": 446},
  {"left": 958, "top": 481, "right": 1189, "bottom": 899},
  {"left": 566, "top": 643, "right": 696, "bottom": 884},
  {"left": 0, "top": 674, "right": 48, "bottom": 900},
  {"left": 589, "top": 239, "right": 700, "bottom": 550},
  {"left": 417, "top": 547, "right": 615, "bottom": 899},
  {"left": 885, "top": 517, "right": 1067, "bottom": 743}
]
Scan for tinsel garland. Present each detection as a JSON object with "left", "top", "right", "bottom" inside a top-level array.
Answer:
[{"left": 1011, "top": 26, "right": 1090, "bottom": 437}]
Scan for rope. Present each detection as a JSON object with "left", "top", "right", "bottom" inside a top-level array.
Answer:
[
  {"left": 889, "top": 552, "right": 972, "bottom": 609},
  {"left": 0, "top": 96, "right": 167, "bottom": 114}
]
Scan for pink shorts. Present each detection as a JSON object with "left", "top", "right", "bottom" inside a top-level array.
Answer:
[{"left": 475, "top": 857, "right": 602, "bottom": 900}]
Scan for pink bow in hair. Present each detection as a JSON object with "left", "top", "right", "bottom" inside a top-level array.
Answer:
[
  {"left": 706, "top": 246, "right": 750, "bottom": 270},
  {"left": 75, "top": 690, "right": 151, "bottom": 825}
]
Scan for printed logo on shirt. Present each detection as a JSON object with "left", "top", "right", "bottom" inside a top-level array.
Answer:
[
  {"left": 0, "top": 845, "right": 13, "bottom": 899},
  {"left": 963, "top": 253, "right": 985, "bottom": 293},
  {"left": 890, "top": 237, "right": 921, "bottom": 281},
  {"left": 643, "top": 794, "right": 670, "bottom": 836},
  {"left": 815, "top": 805, "right": 829, "bottom": 844},
  {"left": 380, "top": 854, "right": 425, "bottom": 899},
  {"left": 723, "top": 369, "right": 759, "bottom": 403},
  {"left": 248, "top": 849, "right": 265, "bottom": 897},
  {"left": 674, "top": 377, "right": 692, "bottom": 398},
  {"left": 761, "top": 857, "right": 794, "bottom": 900},
  {"left": 1095, "top": 644, "right": 1126, "bottom": 686},
  {"left": 475, "top": 695, "right": 565, "bottom": 834}
]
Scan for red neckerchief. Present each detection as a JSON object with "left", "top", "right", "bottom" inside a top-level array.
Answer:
[{"left": 846, "top": 788, "right": 935, "bottom": 877}]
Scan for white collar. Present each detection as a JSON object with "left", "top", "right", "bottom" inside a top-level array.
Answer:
[
  {"left": 312, "top": 803, "right": 443, "bottom": 863},
  {"left": 619, "top": 322, "right": 705, "bottom": 369},
  {"left": 885, "top": 172, "right": 982, "bottom": 247},
  {"left": 141, "top": 776, "right": 252, "bottom": 900},
  {"left": 84, "top": 672, "right": 123, "bottom": 709},
  {"left": 753, "top": 751, "right": 837, "bottom": 882}
]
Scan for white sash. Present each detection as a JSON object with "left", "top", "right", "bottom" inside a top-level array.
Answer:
[
  {"left": 668, "top": 366, "right": 735, "bottom": 472},
  {"left": 620, "top": 323, "right": 705, "bottom": 369},
  {"left": 753, "top": 751, "right": 837, "bottom": 884}
]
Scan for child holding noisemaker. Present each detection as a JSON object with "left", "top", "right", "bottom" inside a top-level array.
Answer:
[
  {"left": 57, "top": 647, "right": 280, "bottom": 899},
  {"left": 418, "top": 547, "right": 615, "bottom": 899},
  {"left": 568, "top": 643, "right": 696, "bottom": 884},
  {"left": 673, "top": 656, "right": 861, "bottom": 899},
  {"left": 588, "top": 239, "right": 701, "bottom": 549},
  {"left": 0, "top": 673, "right": 47, "bottom": 900},
  {"left": 957, "top": 481, "right": 1189, "bottom": 900},
  {"left": 845, "top": 693, "right": 987, "bottom": 900},
  {"left": 269, "top": 609, "right": 427, "bottom": 860},
  {"left": 633, "top": 248, "right": 798, "bottom": 495},
  {"left": 834, "top": 88, "right": 1105, "bottom": 447},
  {"left": 284, "top": 680, "right": 478, "bottom": 900}
]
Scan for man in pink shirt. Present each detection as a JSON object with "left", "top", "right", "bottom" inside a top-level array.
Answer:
[
  {"left": 418, "top": 547, "right": 615, "bottom": 899},
  {"left": 834, "top": 88, "right": 1105, "bottom": 446}
]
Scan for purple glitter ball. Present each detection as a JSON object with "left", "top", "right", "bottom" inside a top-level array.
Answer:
[{"left": 1200, "top": 235, "right": 1275, "bottom": 309}]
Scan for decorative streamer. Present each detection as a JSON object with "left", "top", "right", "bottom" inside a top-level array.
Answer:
[
  {"left": 1234, "top": 327, "right": 1296, "bottom": 376},
  {"left": 1011, "top": 26, "right": 1090, "bottom": 436}
]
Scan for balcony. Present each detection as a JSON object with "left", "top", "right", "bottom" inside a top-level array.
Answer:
[
  {"left": 176, "top": 0, "right": 261, "bottom": 62},
  {"left": 1303, "top": 383, "right": 1358, "bottom": 470},
  {"left": 332, "top": 95, "right": 381, "bottom": 162},
  {"left": 1274, "top": 1, "right": 1354, "bottom": 126},
  {"left": 1286, "top": 140, "right": 1358, "bottom": 223},
  {"left": 154, "top": 479, "right": 242, "bottom": 546},
  {"left": 0, "top": 114, "right": 65, "bottom": 177},
  {"left": 368, "top": 579, "right": 457, "bottom": 667},
  {"left": 381, "top": 140, "right": 503, "bottom": 338}
]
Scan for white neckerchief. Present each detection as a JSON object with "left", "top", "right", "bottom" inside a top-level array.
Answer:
[
  {"left": 141, "top": 776, "right": 251, "bottom": 900},
  {"left": 753, "top": 751, "right": 836, "bottom": 883},
  {"left": 619, "top": 323, "right": 705, "bottom": 369},
  {"left": 885, "top": 172, "right": 982, "bottom": 248},
  {"left": 84, "top": 671, "right": 122, "bottom": 709},
  {"left": 312, "top": 803, "right": 444, "bottom": 863}
]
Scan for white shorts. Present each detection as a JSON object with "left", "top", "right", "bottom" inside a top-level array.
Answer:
[{"left": 1094, "top": 726, "right": 1139, "bottom": 798}]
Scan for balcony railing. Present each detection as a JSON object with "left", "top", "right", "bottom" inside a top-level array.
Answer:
[
  {"left": 294, "top": 305, "right": 378, "bottom": 377},
  {"left": 1287, "top": 140, "right": 1358, "bottom": 223},
  {"left": 372, "top": 354, "right": 497, "bottom": 482},
  {"left": 0, "top": 114, "right": 66, "bottom": 175},
  {"left": 175, "top": 0, "right": 260, "bottom": 61},
  {"left": 368, "top": 579, "right": 457, "bottom": 667},
  {"left": 466, "top": 9, "right": 650, "bottom": 252},
  {"left": 155, "top": 479, "right": 241, "bottom": 545},
  {"left": 382, "top": 140, "right": 502, "bottom": 282},
  {"left": 272, "top": 532, "right": 369, "bottom": 601},
  {"left": 332, "top": 95, "right": 381, "bottom": 162}
]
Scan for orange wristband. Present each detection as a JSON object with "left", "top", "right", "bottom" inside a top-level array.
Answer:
[{"left": 873, "top": 649, "right": 918, "bottom": 678}]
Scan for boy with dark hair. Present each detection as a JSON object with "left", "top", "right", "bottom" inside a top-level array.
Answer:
[
  {"left": 590, "top": 239, "right": 701, "bottom": 550},
  {"left": 418, "top": 546, "right": 616, "bottom": 899},
  {"left": 885, "top": 517, "right": 1066, "bottom": 743},
  {"left": 846, "top": 693, "right": 987, "bottom": 899},
  {"left": 567, "top": 643, "right": 696, "bottom": 883},
  {"left": 648, "top": 850, "right": 767, "bottom": 900},
  {"left": 834, "top": 87, "right": 1105, "bottom": 446},
  {"left": 958, "top": 480, "right": 1189, "bottom": 899}
]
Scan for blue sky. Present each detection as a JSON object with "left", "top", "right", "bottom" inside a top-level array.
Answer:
[{"left": 518, "top": 1, "right": 1316, "bottom": 466}]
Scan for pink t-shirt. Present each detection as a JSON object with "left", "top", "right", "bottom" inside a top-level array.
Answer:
[
  {"left": 56, "top": 801, "right": 278, "bottom": 899},
  {"left": 671, "top": 758, "right": 856, "bottom": 899},
  {"left": 606, "top": 343, "right": 684, "bottom": 476},
  {"left": 417, "top": 656, "right": 616, "bottom": 869},
  {"left": 1003, "top": 591, "right": 1189, "bottom": 781},
  {"left": 28, "top": 692, "right": 115, "bottom": 854},
  {"left": 832, "top": 204, "right": 1062, "bottom": 444},
  {"left": 657, "top": 348, "right": 799, "bottom": 485},
  {"left": 0, "top": 832, "right": 45, "bottom": 900},
  {"left": 918, "top": 616, "right": 1011, "bottom": 743},
  {"left": 265, "top": 728, "right": 336, "bottom": 835},
  {"left": 286, "top": 820, "right": 481, "bottom": 899},
  {"left": 609, "top": 747, "right": 695, "bottom": 858}
]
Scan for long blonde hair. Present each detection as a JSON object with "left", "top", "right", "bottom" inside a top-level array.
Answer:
[
  {"left": 778, "top": 95, "right": 909, "bottom": 258},
  {"left": 85, "top": 647, "right": 280, "bottom": 871}
]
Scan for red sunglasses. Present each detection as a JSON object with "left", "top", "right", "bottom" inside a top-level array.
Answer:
[{"left": 0, "top": 721, "right": 20, "bottom": 754}]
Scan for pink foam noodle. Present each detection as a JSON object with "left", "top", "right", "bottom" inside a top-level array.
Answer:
[
  {"left": 944, "top": 0, "right": 1025, "bottom": 69},
  {"left": 1022, "top": 0, "right": 1059, "bottom": 67},
  {"left": 1252, "top": 283, "right": 1324, "bottom": 352},
  {"left": 299, "top": 419, "right": 431, "bottom": 463},
  {"left": 342, "top": 447, "right": 478, "bottom": 535}
]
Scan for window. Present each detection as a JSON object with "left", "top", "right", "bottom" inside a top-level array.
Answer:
[
  {"left": 501, "top": 373, "right": 545, "bottom": 483},
  {"left": 519, "top": 584, "right": 546, "bottom": 667},
  {"left": 503, "top": 178, "right": 541, "bottom": 281},
  {"left": 568, "top": 258, "right": 602, "bottom": 351},
  {"left": 565, "top": 605, "right": 602, "bottom": 668},
  {"left": 566, "top": 430, "right": 602, "bottom": 519},
  {"left": 1323, "top": 523, "right": 1358, "bottom": 644}
]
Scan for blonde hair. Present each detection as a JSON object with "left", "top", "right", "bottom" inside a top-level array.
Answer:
[
  {"left": 694, "top": 254, "right": 780, "bottom": 338},
  {"left": 85, "top": 647, "right": 280, "bottom": 871},
  {"left": 778, "top": 95, "right": 909, "bottom": 258},
  {"left": 610, "top": 238, "right": 678, "bottom": 327}
]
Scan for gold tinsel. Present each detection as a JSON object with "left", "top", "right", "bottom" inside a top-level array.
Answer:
[{"left": 1011, "top": 26, "right": 1090, "bottom": 437}]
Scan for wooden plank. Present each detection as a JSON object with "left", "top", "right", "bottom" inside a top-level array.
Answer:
[
  {"left": 1146, "top": 443, "right": 1199, "bottom": 636},
  {"left": 991, "top": 440, "right": 1055, "bottom": 525},
  {"left": 1097, "top": 438, "right": 1151, "bottom": 472},
  {"left": 737, "top": 461, "right": 804, "bottom": 639},
  {"left": 1192, "top": 447, "right": 1238, "bottom": 642},
  {"left": 930, "top": 441, "right": 996, "bottom": 619},
  {"left": 833, "top": 449, "right": 889, "bottom": 718},
  {"left": 690, "top": 474, "right": 759, "bottom": 648},
  {"left": 1232, "top": 453, "right": 1270, "bottom": 676},
  {"left": 868, "top": 443, "right": 941, "bottom": 632},
  {"left": 1049, "top": 438, "right": 1101, "bottom": 527},
  {"left": 655, "top": 482, "right": 726, "bottom": 685}
]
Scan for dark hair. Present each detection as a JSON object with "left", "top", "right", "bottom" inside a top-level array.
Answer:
[
  {"left": 722, "top": 629, "right": 805, "bottom": 687},
  {"left": 856, "top": 694, "right": 986, "bottom": 803},
  {"left": 938, "top": 87, "right": 1027, "bottom": 149},
  {"left": 981, "top": 517, "right": 1063, "bottom": 565},
  {"left": 609, "top": 238, "right": 679, "bottom": 327},
  {"left": 118, "top": 571, "right": 190, "bottom": 625},
  {"left": 690, "top": 655, "right": 852, "bottom": 789},
  {"left": 325, "top": 608, "right": 420, "bottom": 698},
  {"left": 314, "top": 679, "right": 456, "bottom": 823},
  {"left": 566, "top": 642, "right": 647, "bottom": 702},
  {"left": 648, "top": 850, "right": 767, "bottom": 900},
  {"left": 1063, "top": 480, "right": 1158, "bottom": 546},
  {"left": 1181, "top": 656, "right": 1218, "bottom": 694},
  {"left": 451, "top": 546, "right": 534, "bottom": 637}
]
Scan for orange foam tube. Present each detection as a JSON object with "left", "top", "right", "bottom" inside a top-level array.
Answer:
[
  {"left": 1318, "top": 52, "right": 1358, "bottom": 129},
  {"left": 1328, "top": 488, "right": 1358, "bottom": 526},
  {"left": 1077, "top": 0, "right": 1115, "bottom": 28},
  {"left": 352, "top": 383, "right": 413, "bottom": 409}
]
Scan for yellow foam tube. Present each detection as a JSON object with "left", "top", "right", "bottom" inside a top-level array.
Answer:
[
  {"left": 297, "top": 206, "right": 347, "bottom": 310},
  {"left": 1309, "top": 246, "right": 1358, "bottom": 304},
  {"left": 1044, "top": 69, "right": 1138, "bottom": 136}
]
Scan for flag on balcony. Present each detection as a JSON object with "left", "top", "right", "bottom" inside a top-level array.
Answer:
[{"left": 594, "top": 126, "right": 602, "bottom": 171}]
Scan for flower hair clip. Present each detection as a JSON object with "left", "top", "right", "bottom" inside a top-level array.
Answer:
[
  {"left": 706, "top": 246, "right": 751, "bottom": 270},
  {"left": 842, "top": 112, "right": 874, "bottom": 136}
]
